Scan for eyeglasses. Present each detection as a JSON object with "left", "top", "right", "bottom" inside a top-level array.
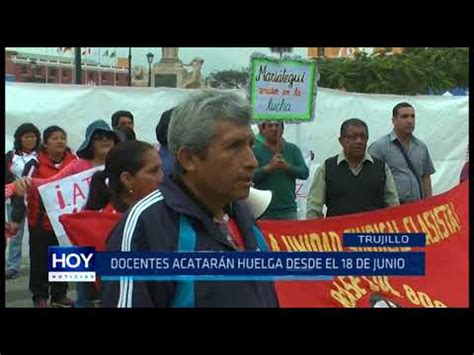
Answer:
[{"left": 93, "top": 131, "right": 115, "bottom": 140}]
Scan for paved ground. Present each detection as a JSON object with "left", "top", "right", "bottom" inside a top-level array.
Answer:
[{"left": 5, "top": 231, "right": 77, "bottom": 308}]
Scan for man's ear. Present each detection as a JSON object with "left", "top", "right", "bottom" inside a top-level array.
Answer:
[{"left": 176, "top": 147, "right": 199, "bottom": 174}]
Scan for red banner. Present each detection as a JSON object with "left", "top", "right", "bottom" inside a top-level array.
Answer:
[
  {"left": 258, "top": 181, "right": 469, "bottom": 308},
  {"left": 59, "top": 211, "right": 119, "bottom": 252}
]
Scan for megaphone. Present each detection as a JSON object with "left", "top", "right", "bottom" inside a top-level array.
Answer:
[{"left": 243, "top": 187, "right": 272, "bottom": 219}]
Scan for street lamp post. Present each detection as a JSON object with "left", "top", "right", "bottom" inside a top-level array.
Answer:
[
  {"left": 146, "top": 52, "right": 154, "bottom": 87},
  {"left": 128, "top": 47, "right": 132, "bottom": 86}
]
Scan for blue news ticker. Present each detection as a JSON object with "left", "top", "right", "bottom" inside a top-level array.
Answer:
[{"left": 95, "top": 251, "right": 425, "bottom": 278}]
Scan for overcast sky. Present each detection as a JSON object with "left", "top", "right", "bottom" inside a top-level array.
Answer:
[{"left": 8, "top": 47, "right": 308, "bottom": 76}]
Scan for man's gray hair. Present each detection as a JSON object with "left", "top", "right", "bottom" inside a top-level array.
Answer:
[{"left": 168, "top": 90, "right": 252, "bottom": 159}]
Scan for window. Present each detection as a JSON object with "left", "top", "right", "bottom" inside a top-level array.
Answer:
[
  {"left": 63, "top": 70, "right": 69, "bottom": 78},
  {"left": 21, "top": 65, "right": 27, "bottom": 74},
  {"left": 101, "top": 72, "right": 107, "bottom": 81},
  {"left": 318, "top": 47, "right": 325, "bottom": 57},
  {"left": 36, "top": 67, "right": 42, "bottom": 75},
  {"left": 49, "top": 68, "right": 57, "bottom": 77},
  {"left": 88, "top": 73, "right": 94, "bottom": 81}
]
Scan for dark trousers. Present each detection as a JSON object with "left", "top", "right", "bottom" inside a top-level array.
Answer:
[{"left": 29, "top": 226, "right": 68, "bottom": 302}]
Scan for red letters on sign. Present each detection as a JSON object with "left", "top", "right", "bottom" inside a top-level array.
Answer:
[{"left": 72, "top": 183, "right": 86, "bottom": 206}]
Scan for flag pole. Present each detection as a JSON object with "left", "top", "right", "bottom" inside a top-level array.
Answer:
[
  {"left": 128, "top": 47, "right": 132, "bottom": 86},
  {"left": 45, "top": 48, "right": 49, "bottom": 83},
  {"left": 114, "top": 47, "right": 117, "bottom": 86},
  {"left": 98, "top": 48, "right": 101, "bottom": 86},
  {"left": 71, "top": 48, "right": 74, "bottom": 84},
  {"left": 74, "top": 47, "right": 81, "bottom": 84},
  {"left": 57, "top": 48, "right": 61, "bottom": 84}
]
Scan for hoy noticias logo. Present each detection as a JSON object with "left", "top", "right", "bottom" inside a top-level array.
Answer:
[{"left": 48, "top": 246, "right": 96, "bottom": 282}]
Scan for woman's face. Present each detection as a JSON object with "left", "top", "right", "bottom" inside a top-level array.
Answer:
[
  {"left": 128, "top": 149, "right": 163, "bottom": 202},
  {"left": 91, "top": 131, "right": 116, "bottom": 159},
  {"left": 20, "top": 132, "right": 38, "bottom": 153},
  {"left": 44, "top": 131, "right": 67, "bottom": 156}
]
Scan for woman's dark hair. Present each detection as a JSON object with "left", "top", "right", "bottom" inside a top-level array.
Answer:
[
  {"left": 84, "top": 140, "right": 155, "bottom": 211},
  {"left": 155, "top": 109, "right": 173, "bottom": 146},
  {"left": 13, "top": 123, "right": 41, "bottom": 152}
]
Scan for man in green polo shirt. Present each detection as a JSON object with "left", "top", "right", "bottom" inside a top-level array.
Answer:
[{"left": 252, "top": 121, "right": 309, "bottom": 220}]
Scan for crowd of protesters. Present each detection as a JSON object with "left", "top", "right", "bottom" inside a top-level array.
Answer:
[{"left": 6, "top": 96, "right": 459, "bottom": 308}]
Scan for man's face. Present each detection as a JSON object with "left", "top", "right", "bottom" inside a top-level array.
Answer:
[
  {"left": 191, "top": 120, "right": 258, "bottom": 204},
  {"left": 339, "top": 124, "right": 368, "bottom": 160},
  {"left": 117, "top": 116, "right": 134, "bottom": 130},
  {"left": 392, "top": 107, "right": 415, "bottom": 135},
  {"left": 262, "top": 122, "right": 283, "bottom": 143}
]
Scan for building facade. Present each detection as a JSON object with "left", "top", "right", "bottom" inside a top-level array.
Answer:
[{"left": 5, "top": 50, "right": 129, "bottom": 86}]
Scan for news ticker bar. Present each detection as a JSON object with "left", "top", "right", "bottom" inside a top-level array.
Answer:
[{"left": 93, "top": 252, "right": 425, "bottom": 277}]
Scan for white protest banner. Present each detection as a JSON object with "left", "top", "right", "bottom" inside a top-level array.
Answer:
[
  {"left": 249, "top": 54, "right": 317, "bottom": 122},
  {"left": 38, "top": 166, "right": 103, "bottom": 246},
  {"left": 6, "top": 83, "right": 468, "bottom": 196}
]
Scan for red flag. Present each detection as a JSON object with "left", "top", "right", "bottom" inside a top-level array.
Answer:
[
  {"left": 59, "top": 211, "right": 121, "bottom": 291},
  {"left": 59, "top": 211, "right": 121, "bottom": 251},
  {"left": 259, "top": 181, "right": 469, "bottom": 308}
]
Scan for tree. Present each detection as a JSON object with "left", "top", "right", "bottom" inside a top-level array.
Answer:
[
  {"left": 318, "top": 47, "right": 468, "bottom": 95},
  {"left": 207, "top": 69, "right": 250, "bottom": 89},
  {"left": 269, "top": 47, "right": 293, "bottom": 59}
]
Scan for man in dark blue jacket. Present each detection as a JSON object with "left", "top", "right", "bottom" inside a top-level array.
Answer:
[{"left": 102, "top": 91, "right": 279, "bottom": 307}]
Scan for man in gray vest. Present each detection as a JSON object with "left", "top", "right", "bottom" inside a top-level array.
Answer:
[
  {"left": 368, "top": 102, "right": 436, "bottom": 204},
  {"left": 307, "top": 118, "right": 399, "bottom": 218}
]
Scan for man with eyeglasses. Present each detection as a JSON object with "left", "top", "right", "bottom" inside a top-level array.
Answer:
[
  {"left": 368, "top": 102, "right": 436, "bottom": 204},
  {"left": 306, "top": 118, "right": 399, "bottom": 218}
]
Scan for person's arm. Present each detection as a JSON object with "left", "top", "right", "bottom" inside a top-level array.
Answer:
[
  {"left": 306, "top": 164, "right": 326, "bottom": 219},
  {"left": 5, "top": 183, "right": 17, "bottom": 199},
  {"left": 253, "top": 166, "right": 270, "bottom": 184},
  {"left": 383, "top": 164, "right": 400, "bottom": 207},
  {"left": 252, "top": 150, "right": 279, "bottom": 184},
  {"left": 10, "top": 195, "right": 26, "bottom": 223},
  {"left": 368, "top": 141, "right": 384, "bottom": 161},
  {"left": 422, "top": 147, "right": 436, "bottom": 198},
  {"left": 286, "top": 146, "right": 309, "bottom": 180},
  {"left": 422, "top": 175, "right": 432, "bottom": 198},
  {"left": 30, "top": 159, "right": 81, "bottom": 188}
]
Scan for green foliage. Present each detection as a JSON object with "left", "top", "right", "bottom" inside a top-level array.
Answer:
[
  {"left": 207, "top": 69, "right": 250, "bottom": 89},
  {"left": 318, "top": 48, "right": 469, "bottom": 95},
  {"left": 207, "top": 48, "right": 468, "bottom": 94}
]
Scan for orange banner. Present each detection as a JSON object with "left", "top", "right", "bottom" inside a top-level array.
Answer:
[{"left": 258, "top": 181, "right": 469, "bottom": 307}]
